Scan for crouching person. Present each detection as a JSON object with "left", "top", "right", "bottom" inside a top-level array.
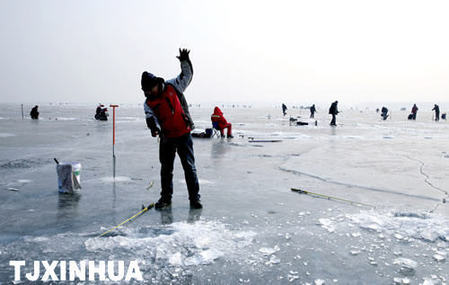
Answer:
[{"left": 141, "top": 48, "right": 202, "bottom": 210}]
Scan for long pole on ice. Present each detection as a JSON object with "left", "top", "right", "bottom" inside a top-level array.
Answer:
[
  {"left": 21, "top": 104, "right": 24, "bottom": 120},
  {"left": 99, "top": 202, "right": 155, "bottom": 237},
  {"left": 110, "top": 104, "right": 119, "bottom": 179},
  {"left": 291, "top": 188, "right": 375, "bottom": 208}
]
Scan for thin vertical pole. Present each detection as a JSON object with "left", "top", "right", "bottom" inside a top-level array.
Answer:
[
  {"left": 21, "top": 104, "right": 24, "bottom": 120},
  {"left": 110, "top": 105, "right": 119, "bottom": 178}
]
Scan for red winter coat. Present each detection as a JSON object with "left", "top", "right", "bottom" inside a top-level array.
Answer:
[
  {"left": 146, "top": 85, "right": 191, "bottom": 138},
  {"left": 211, "top": 107, "right": 228, "bottom": 129}
]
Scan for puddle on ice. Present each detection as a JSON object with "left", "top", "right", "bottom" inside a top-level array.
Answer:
[{"left": 0, "top": 158, "right": 46, "bottom": 169}]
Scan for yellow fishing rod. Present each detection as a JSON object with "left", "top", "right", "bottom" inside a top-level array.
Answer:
[
  {"left": 291, "top": 188, "right": 376, "bottom": 209},
  {"left": 99, "top": 181, "right": 155, "bottom": 237},
  {"left": 99, "top": 203, "right": 155, "bottom": 237}
]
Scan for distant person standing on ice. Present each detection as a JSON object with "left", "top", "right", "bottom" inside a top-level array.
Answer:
[
  {"left": 141, "top": 48, "right": 201, "bottom": 210},
  {"left": 310, "top": 104, "right": 316, "bottom": 118},
  {"left": 410, "top": 104, "right": 418, "bottom": 120},
  {"left": 211, "top": 106, "right": 233, "bottom": 138},
  {"left": 282, "top": 103, "right": 288, "bottom": 116},
  {"left": 30, "top": 105, "right": 39, "bottom": 120},
  {"left": 432, "top": 104, "right": 440, "bottom": 121},
  {"left": 328, "top": 101, "right": 339, "bottom": 126}
]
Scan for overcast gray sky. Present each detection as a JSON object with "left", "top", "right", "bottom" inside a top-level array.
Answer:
[{"left": 0, "top": 0, "right": 448, "bottom": 105}]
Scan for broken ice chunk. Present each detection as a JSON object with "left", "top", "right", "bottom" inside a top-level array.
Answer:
[
  {"left": 318, "top": 218, "right": 335, "bottom": 233},
  {"left": 259, "top": 245, "right": 280, "bottom": 255},
  {"left": 288, "top": 274, "right": 299, "bottom": 282},
  {"left": 393, "top": 277, "right": 410, "bottom": 284},
  {"left": 394, "top": 233, "right": 403, "bottom": 240},
  {"left": 433, "top": 254, "right": 446, "bottom": 262},
  {"left": 393, "top": 258, "right": 418, "bottom": 275},
  {"left": 265, "top": 255, "right": 280, "bottom": 265}
]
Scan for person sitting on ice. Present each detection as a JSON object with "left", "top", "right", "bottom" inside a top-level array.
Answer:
[
  {"left": 95, "top": 104, "right": 108, "bottom": 121},
  {"left": 211, "top": 106, "right": 233, "bottom": 138},
  {"left": 30, "top": 105, "right": 39, "bottom": 120},
  {"left": 95, "top": 104, "right": 102, "bottom": 117},
  {"left": 381, "top": 106, "right": 389, "bottom": 120}
]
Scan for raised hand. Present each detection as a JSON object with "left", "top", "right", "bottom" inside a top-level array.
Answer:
[{"left": 176, "top": 48, "right": 190, "bottom": 61}]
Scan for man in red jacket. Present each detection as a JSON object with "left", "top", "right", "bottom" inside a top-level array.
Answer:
[
  {"left": 211, "top": 106, "right": 233, "bottom": 138},
  {"left": 141, "top": 48, "right": 201, "bottom": 209}
]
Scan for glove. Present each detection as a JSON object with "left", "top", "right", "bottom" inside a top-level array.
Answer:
[
  {"left": 176, "top": 48, "right": 190, "bottom": 61},
  {"left": 151, "top": 128, "right": 160, "bottom": 137},
  {"left": 146, "top": 117, "right": 161, "bottom": 137}
]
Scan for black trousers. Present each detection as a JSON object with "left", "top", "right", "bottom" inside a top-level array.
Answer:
[
  {"left": 330, "top": 114, "right": 337, "bottom": 126},
  {"left": 159, "top": 133, "right": 200, "bottom": 202}
]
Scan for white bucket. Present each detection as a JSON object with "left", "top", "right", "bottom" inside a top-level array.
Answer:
[
  {"left": 57, "top": 162, "right": 82, "bottom": 194},
  {"left": 72, "top": 162, "right": 81, "bottom": 184}
]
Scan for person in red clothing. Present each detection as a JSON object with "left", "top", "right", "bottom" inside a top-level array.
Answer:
[
  {"left": 142, "top": 48, "right": 201, "bottom": 210},
  {"left": 211, "top": 106, "right": 233, "bottom": 138}
]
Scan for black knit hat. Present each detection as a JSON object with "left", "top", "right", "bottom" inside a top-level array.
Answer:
[{"left": 141, "top": 71, "right": 163, "bottom": 91}]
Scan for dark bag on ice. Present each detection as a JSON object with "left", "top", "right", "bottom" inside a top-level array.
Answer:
[
  {"left": 192, "top": 128, "right": 213, "bottom": 138},
  {"left": 205, "top": 128, "right": 213, "bottom": 137}
]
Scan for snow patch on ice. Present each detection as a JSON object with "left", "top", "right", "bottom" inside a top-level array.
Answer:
[
  {"left": 347, "top": 210, "right": 449, "bottom": 243},
  {"left": 0, "top": 133, "right": 15, "bottom": 137},
  {"left": 24, "top": 236, "right": 50, "bottom": 242},
  {"left": 178, "top": 179, "right": 214, "bottom": 185},
  {"left": 100, "top": 176, "right": 132, "bottom": 183},
  {"left": 85, "top": 220, "right": 256, "bottom": 267},
  {"left": 54, "top": 117, "right": 77, "bottom": 121}
]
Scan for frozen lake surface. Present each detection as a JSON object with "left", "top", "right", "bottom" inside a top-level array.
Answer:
[{"left": 0, "top": 103, "right": 448, "bottom": 284}]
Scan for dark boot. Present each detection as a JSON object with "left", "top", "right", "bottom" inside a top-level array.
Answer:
[
  {"left": 190, "top": 200, "right": 203, "bottom": 209},
  {"left": 155, "top": 198, "right": 171, "bottom": 210}
]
